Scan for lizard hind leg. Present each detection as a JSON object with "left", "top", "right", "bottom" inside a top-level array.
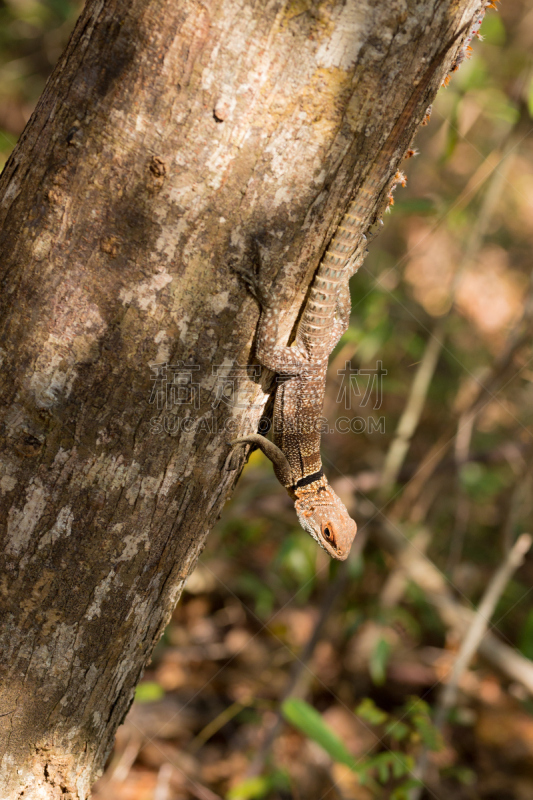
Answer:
[{"left": 226, "top": 433, "right": 293, "bottom": 487}]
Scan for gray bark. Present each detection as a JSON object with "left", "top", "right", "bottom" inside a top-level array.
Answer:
[{"left": 0, "top": 0, "right": 482, "bottom": 796}]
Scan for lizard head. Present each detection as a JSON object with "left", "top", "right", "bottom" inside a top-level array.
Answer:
[{"left": 294, "top": 484, "right": 357, "bottom": 561}]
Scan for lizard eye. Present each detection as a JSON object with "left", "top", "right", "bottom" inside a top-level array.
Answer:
[{"left": 322, "top": 521, "right": 335, "bottom": 543}]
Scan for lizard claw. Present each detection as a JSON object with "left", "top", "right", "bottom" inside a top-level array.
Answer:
[
  {"left": 230, "top": 237, "right": 273, "bottom": 309},
  {"left": 230, "top": 263, "right": 267, "bottom": 307},
  {"left": 225, "top": 445, "right": 243, "bottom": 471},
  {"left": 224, "top": 438, "right": 251, "bottom": 471}
]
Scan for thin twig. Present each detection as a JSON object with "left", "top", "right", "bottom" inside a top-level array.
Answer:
[
  {"left": 183, "top": 774, "right": 224, "bottom": 800},
  {"left": 188, "top": 700, "right": 248, "bottom": 755},
  {"left": 446, "top": 411, "right": 474, "bottom": 572},
  {"left": 380, "top": 323, "right": 444, "bottom": 493},
  {"left": 106, "top": 736, "right": 142, "bottom": 784},
  {"left": 379, "top": 528, "right": 429, "bottom": 609},
  {"left": 500, "top": 445, "right": 533, "bottom": 552},
  {"left": 154, "top": 763, "right": 173, "bottom": 800},
  {"left": 440, "top": 532, "right": 532, "bottom": 714}
]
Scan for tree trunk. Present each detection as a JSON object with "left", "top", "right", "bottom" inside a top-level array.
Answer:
[{"left": 0, "top": 0, "right": 482, "bottom": 796}]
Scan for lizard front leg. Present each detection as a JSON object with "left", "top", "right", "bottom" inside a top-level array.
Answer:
[{"left": 225, "top": 433, "right": 293, "bottom": 487}]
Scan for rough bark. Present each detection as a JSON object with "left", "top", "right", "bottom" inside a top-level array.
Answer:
[{"left": 0, "top": 0, "right": 483, "bottom": 796}]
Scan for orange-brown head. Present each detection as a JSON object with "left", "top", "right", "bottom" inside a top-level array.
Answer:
[{"left": 293, "top": 481, "right": 357, "bottom": 560}]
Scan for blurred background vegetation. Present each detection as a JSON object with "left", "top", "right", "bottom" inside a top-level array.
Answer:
[{"left": 2, "top": 1, "right": 533, "bottom": 798}]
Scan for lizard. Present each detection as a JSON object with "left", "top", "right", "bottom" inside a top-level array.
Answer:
[
  {"left": 227, "top": 241, "right": 362, "bottom": 561},
  {"left": 227, "top": 21, "right": 479, "bottom": 561}
]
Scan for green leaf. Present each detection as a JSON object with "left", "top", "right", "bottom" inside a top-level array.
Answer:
[
  {"left": 355, "top": 697, "right": 388, "bottom": 726},
  {"left": 402, "top": 696, "right": 430, "bottom": 718},
  {"left": 227, "top": 776, "right": 271, "bottom": 800},
  {"left": 281, "top": 698, "right": 357, "bottom": 771},
  {"left": 459, "top": 462, "right": 508, "bottom": 501},
  {"left": 411, "top": 713, "right": 443, "bottom": 752},
  {"left": 441, "top": 766, "right": 476, "bottom": 785},
  {"left": 236, "top": 572, "right": 275, "bottom": 617},
  {"left": 391, "top": 778, "right": 423, "bottom": 800},
  {"left": 134, "top": 681, "right": 164, "bottom": 703},
  {"left": 363, "top": 751, "right": 413, "bottom": 785},
  {"left": 392, "top": 753, "right": 414, "bottom": 778},
  {"left": 385, "top": 719, "right": 409, "bottom": 741},
  {"left": 442, "top": 112, "right": 459, "bottom": 162},
  {"left": 376, "top": 753, "right": 390, "bottom": 783},
  {"left": 347, "top": 550, "right": 365, "bottom": 580},
  {"left": 369, "top": 637, "right": 391, "bottom": 686},
  {"left": 283, "top": 542, "right": 317, "bottom": 588}
]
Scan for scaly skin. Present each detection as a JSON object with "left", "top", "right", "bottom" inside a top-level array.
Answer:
[{"left": 229, "top": 24, "right": 474, "bottom": 560}]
